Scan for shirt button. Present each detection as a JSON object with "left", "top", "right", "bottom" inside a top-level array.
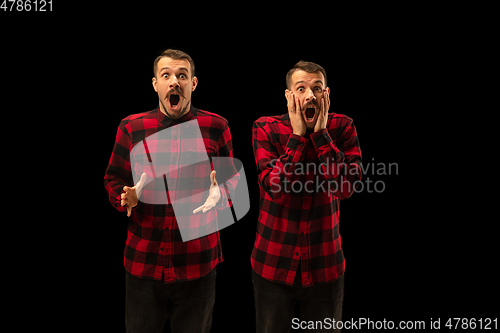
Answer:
[{"left": 295, "top": 252, "right": 299, "bottom": 256}]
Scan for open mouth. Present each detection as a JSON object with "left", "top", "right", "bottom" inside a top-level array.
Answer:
[
  {"left": 168, "top": 93, "right": 181, "bottom": 110},
  {"left": 305, "top": 107, "right": 316, "bottom": 122}
]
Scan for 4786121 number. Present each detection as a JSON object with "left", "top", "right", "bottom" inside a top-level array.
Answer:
[
  {"left": 445, "top": 318, "right": 498, "bottom": 330},
  {"left": 1, "top": 0, "right": 52, "bottom": 11}
]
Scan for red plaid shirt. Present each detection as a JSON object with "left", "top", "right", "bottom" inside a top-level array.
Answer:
[
  {"left": 104, "top": 107, "right": 233, "bottom": 283},
  {"left": 251, "top": 112, "right": 362, "bottom": 287}
]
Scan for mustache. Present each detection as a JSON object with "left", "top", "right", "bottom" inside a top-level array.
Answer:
[
  {"left": 305, "top": 101, "right": 319, "bottom": 108},
  {"left": 166, "top": 87, "right": 185, "bottom": 99}
]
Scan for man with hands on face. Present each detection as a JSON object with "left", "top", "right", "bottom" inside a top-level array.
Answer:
[
  {"left": 104, "top": 49, "right": 233, "bottom": 333},
  {"left": 284, "top": 73, "right": 330, "bottom": 137},
  {"left": 251, "top": 61, "right": 363, "bottom": 332}
]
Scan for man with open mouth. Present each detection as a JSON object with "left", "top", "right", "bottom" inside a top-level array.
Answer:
[
  {"left": 153, "top": 55, "right": 193, "bottom": 119},
  {"left": 251, "top": 61, "right": 363, "bottom": 332},
  {"left": 104, "top": 49, "right": 235, "bottom": 333}
]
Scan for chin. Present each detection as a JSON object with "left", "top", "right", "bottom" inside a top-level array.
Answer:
[
  {"left": 305, "top": 121, "right": 317, "bottom": 131},
  {"left": 161, "top": 100, "right": 189, "bottom": 119}
]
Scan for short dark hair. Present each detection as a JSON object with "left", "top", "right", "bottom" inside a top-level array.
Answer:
[
  {"left": 286, "top": 60, "right": 327, "bottom": 89},
  {"left": 153, "top": 49, "right": 195, "bottom": 78}
]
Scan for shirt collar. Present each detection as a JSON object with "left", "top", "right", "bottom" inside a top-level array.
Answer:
[{"left": 156, "top": 105, "right": 198, "bottom": 127}]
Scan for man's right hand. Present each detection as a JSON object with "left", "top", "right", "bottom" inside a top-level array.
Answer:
[
  {"left": 121, "top": 173, "right": 147, "bottom": 217},
  {"left": 285, "top": 89, "right": 306, "bottom": 136}
]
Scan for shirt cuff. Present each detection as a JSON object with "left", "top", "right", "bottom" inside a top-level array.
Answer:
[
  {"left": 310, "top": 129, "right": 332, "bottom": 148},
  {"left": 286, "top": 134, "right": 306, "bottom": 149},
  {"left": 286, "top": 134, "right": 307, "bottom": 163},
  {"left": 310, "top": 129, "right": 343, "bottom": 163}
]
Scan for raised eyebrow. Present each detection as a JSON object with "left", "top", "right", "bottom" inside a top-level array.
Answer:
[
  {"left": 294, "top": 80, "right": 324, "bottom": 86},
  {"left": 159, "top": 67, "right": 189, "bottom": 74}
]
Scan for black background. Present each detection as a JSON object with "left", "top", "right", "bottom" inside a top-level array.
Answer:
[{"left": 2, "top": 4, "right": 497, "bottom": 332}]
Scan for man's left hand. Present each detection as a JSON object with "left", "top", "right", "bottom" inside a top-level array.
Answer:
[
  {"left": 193, "top": 170, "right": 221, "bottom": 214},
  {"left": 314, "top": 88, "right": 330, "bottom": 133}
]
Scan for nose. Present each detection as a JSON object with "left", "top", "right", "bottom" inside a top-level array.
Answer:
[
  {"left": 305, "top": 88, "right": 316, "bottom": 102},
  {"left": 169, "top": 75, "right": 180, "bottom": 89}
]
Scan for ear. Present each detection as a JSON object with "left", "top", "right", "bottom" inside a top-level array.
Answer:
[
  {"left": 152, "top": 77, "right": 158, "bottom": 92},
  {"left": 191, "top": 76, "right": 198, "bottom": 92}
]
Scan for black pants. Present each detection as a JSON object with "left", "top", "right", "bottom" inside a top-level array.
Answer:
[
  {"left": 252, "top": 265, "right": 344, "bottom": 333},
  {"left": 125, "top": 269, "right": 216, "bottom": 333}
]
